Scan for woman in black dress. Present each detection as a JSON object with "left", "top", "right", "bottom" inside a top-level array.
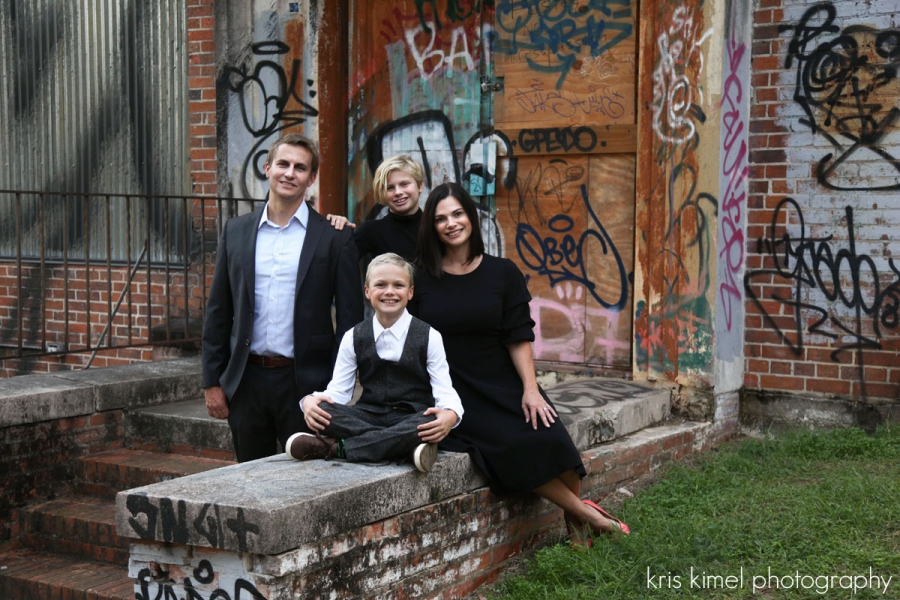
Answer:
[{"left": 411, "top": 182, "right": 628, "bottom": 542}]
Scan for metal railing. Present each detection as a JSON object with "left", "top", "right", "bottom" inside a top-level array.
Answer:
[{"left": 0, "top": 190, "right": 263, "bottom": 366}]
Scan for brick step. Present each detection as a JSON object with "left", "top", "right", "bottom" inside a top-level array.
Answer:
[
  {"left": 125, "top": 400, "right": 235, "bottom": 458},
  {"left": 0, "top": 548, "right": 132, "bottom": 599},
  {"left": 77, "top": 448, "right": 235, "bottom": 498},
  {"left": 19, "top": 496, "right": 128, "bottom": 566}
]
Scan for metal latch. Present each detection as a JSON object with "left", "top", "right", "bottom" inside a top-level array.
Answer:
[{"left": 480, "top": 76, "right": 503, "bottom": 93}]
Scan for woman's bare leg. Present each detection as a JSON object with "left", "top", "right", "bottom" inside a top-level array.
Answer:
[{"left": 533, "top": 477, "right": 617, "bottom": 536}]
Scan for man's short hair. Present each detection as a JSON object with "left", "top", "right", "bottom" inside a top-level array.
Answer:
[
  {"left": 372, "top": 155, "right": 425, "bottom": 205},
  {"left": 365, "top": 253, "right": 415, "bottom": 287},
  {"left": 267, "top": 133, "right": 320, "bottom": 174}
]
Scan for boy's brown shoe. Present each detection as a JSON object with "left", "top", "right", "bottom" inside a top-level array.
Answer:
[{"left": 285, "top": 432, "right": 338, "bottom": 461}]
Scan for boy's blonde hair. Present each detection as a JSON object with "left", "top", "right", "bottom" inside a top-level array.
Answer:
[
  {"left": 372, "top": 155, "right": 425, "bottom": 205},
  {"left": 365, "top": 253, "right": 415, "bottom": 287}
]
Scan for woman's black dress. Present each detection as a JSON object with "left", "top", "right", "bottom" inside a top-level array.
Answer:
[{"left": 410, "top": 254, "right": 585, "bottom": 495}]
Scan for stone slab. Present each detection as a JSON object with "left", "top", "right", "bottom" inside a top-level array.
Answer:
[
  {"left": 117, "top": 451, "right": 487, "bottom": 555},
  {"left": 0, "top": 373, "right": 95, "bottom": 427},
  {"left": 126, "top": 399, "right": 234, "bottom": 451},
  {"left": 549, "top": 379, "right": 671, "bottom": 449},
  {"left": 53, "top": 357, "right": 202, "bottom": 411},
  {"left": 116, "top": 378, "right": 671, "bottom": 555}
]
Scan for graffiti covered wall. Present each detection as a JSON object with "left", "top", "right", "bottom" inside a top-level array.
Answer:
[
  {"left": 492, "top": 0, "right": 638, "bottom": 369},
  {"left": 347, "top": 0, "right": 485, "bottom": 221},
  {"left": 219, "top": 1, "right": 317, "bottom": 201},
  {"left": 634, "top": 0, "right": 720, "bottom": 385},
  {"left": 744, "top": 0, "right": 900, "bottom": 400}
]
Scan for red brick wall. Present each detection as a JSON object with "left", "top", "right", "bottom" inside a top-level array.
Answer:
[
  {"left": 745, "top": 0, "right": 900, "bottom": 400},
  {"left": 188, "top": 0, "right": 218, "bottom": 198},
  {"left": 0, "top": 260, "right": 208, "bottom": 377},
  {"left": 0, "top": 411, "right": 124, "bottom": 549}
]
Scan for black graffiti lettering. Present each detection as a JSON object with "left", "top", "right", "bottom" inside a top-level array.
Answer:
[
  {"left": 136, "top": 559, "right": 268, "bottom": 599},
  {"left": 512, "top": 80, "right": 626, "bottom": 119},
  {"left": 193, "top": 502, "right": 224, "bottom": 548},
  {"left": 516, "top": 184, "right": 629, "bottom": 310},
  {"left": 235, "top": 579, "right": 268, "bottom": 600},
  {"left": 159, "top": 498, "right": 190, "bottom": 544},
  {"left": 745, "top": 199, "right": 900, "bottom": 396},
  {"left": 780, "top": 3, "right": 900, "bottom": 191},
  {"left": 221, "top": 42, "right": 319, "bottom": 197},
  {"left": 518, "top": 127, "right": 598, "bottom": 154},
  {"left": 193, "top": 560, "right": 215, "bottom": 585},
  {"left": 136, "top": 568, "right": 164, "bottom": 600},
  {"left": 127, "top": 494, "right": 159, "bottom": 540},
  {"left": 226, "top": 508, "right": 261, "bottom": 553}
]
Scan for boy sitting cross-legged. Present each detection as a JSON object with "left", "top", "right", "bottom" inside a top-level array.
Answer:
[{"left": 285, "top": 253, "right": 462, "bottom": 473}]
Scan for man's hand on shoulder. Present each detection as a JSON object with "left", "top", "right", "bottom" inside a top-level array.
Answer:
[
  {"left": 417, "top": 407, "right": 457, "bottom": 443},
  {"left": 326, "top": 214, "right": 356, "bottom": 230},
  {"left": 204, "top": 386, "right": 229, "bottom": 419}
]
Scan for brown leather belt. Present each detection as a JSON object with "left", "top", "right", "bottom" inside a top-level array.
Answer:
[{"left": 247, "top": 354, "right": 294, "bottom": 368}]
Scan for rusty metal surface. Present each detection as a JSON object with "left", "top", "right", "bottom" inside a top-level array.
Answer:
[{"left": 0, "top": 0, "right": 190, "bottom": 262}]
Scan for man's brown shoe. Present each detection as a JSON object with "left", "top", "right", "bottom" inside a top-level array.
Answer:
[{"left": 285, "top": 432, "right": 337, "bottom": 461}]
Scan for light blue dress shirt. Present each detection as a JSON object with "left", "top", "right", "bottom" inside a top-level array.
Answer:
[{"left": 250, "top": 201, "right": 308, "bottom": 357}]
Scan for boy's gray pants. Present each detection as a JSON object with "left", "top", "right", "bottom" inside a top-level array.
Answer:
[{"left": 321, "top": 401, "right": 435, "bottom": 463}]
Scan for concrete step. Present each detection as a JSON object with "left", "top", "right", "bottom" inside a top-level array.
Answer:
[
  {"left": 0, "top": 549, "right": 132, "bottom": 599},
  {"left": 19, "top": 496, "right": 128, "bottom": 566},
  {"left": 77, "top": 448, "right": 235, "bottom": 499},
  {"left": 125, "top": 399, "right": 234, "bottom": 459},
  {"left": 124, "top": 378, "right": 671, "bottom": 460},
  {"left": 546, "top": 378, "right": 671, "bottom": 450}
]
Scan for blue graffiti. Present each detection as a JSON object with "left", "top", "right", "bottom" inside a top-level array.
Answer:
[
  {"left": 495, "top": 0, "right": 633, "bottom": 89},
  {"left": 516, "top": 184, "right": 629, "bottom": 310}
]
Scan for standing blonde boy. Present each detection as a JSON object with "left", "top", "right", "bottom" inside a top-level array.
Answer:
[
  {"left": 286, "top": 253, "right": 462, "bottom": 473},
  {"left": 357, "top": 155, "right": 425, "bottom": 261}
]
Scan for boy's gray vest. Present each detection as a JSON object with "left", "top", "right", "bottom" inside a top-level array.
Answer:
[{"left": 353, "top": 316, "right": 433, "bottom": 409}]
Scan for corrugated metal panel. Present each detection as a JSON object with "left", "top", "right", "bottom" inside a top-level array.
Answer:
[{"left": 0, "top": 0, "right": 189, "bottom": 263}]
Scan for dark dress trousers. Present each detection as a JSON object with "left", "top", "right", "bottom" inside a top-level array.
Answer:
[{"left": 201, "top": 204, "right": 363, "bottom": 461}]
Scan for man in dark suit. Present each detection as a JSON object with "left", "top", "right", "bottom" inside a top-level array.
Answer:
[{"left": 201, "top": 133, "right": 363, "bottom": 462}]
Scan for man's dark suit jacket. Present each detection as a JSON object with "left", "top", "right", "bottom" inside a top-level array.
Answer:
[{"left": 201, "top": 204, "right": 363, "bottom": 400}]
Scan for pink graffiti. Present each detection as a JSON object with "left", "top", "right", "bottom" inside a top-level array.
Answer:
[
  {"left": 718, "top": 38, "right": 748, "bottom": 331},
  {"left": 530, "top": 295, "right": 630, "bottom": 365}
]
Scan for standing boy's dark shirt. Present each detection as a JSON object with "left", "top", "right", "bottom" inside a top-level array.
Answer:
[{"left": 354, "top": 209, "right": 423, "bottom": 261}]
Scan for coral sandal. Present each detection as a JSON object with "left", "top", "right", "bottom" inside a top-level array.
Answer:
[{"left": 582, "top": 499, "right": 630, "bottom": 535}]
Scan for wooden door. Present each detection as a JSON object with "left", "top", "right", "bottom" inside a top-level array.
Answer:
[{"left": 490, "top": 0, "right": 638, "bottom": 369}]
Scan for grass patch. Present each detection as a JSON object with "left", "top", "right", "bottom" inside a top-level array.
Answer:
[{"left": 488, "top": 427, "right": 900, "bottom": 599}]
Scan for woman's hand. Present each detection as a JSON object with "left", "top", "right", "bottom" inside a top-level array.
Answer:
[
  {"left": 302, "top": 394, "right": 334, "bottom": 431},
  {"left": 522, "top": 387, "right": 557, "bottom": 429},
  {"left": 417, "top": 407, "right": 457, "bottom": 443}
]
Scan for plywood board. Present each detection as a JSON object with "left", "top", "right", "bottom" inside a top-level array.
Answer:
[
  {"left": 583, "top": 154, "right": 635, "bottom": 367},
  {"left": 493, "top": 0, "right": 637, "bottom": 127},
  {"left": 497, "top": 155, "right": 591, "bottom": 363}
]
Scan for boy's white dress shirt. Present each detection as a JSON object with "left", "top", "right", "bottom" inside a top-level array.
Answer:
[{"left": 308, "top": 309, "right": 463, "bottom": 424}]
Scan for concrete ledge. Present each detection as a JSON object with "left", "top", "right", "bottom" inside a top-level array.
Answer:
[
  {"left": 127, "top": 399, "right": 234, "bottom": 452},
  {"left": 550, "top": 379, "right": 671, "bottom": 449},
  {"left": 0, "top": 374, "right": 95, "bottom": 427},
  {"left": 0, "top": 358, "right": 201, "bottom": 428},
  {"left": 53, "top": 357, "right": 202, "bottom": 411},
  {"left": 124, "top": 420, "right": 724, "bottom": 600},
  {"left": 117, "top": 451, "right": 488, "bottom": 555},
  {"left": 116, "top": 379, "right": 671, "bottom": 555}
]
